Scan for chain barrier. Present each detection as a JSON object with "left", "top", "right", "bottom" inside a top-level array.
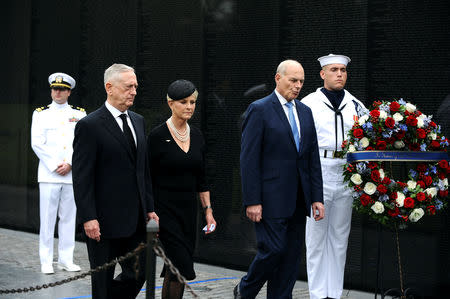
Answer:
[
  {"left": 151, "top": 239, "right": 199, "bottom": 298},
  {"left": 0, "top": 242, "right": 146, "bottom": 295},
  {"left": 0, "top": 240, "right": 198, "bottom": 298}
]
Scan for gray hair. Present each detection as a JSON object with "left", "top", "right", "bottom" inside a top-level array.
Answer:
[
  {"left": 104, "top": 64, "right": 135, "bottom": 85},
  {"left": 276, "top": 59, "right": 302, "bottom": 75}
]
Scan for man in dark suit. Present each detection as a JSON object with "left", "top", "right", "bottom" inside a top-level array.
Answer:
[
  {"left": 235, "top": 60, "right": 325, "bottom": 299},
  {"left": 72, "top": 63, "right": 159, "bottom": 299}
]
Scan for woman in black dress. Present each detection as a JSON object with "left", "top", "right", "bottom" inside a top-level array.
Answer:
[{"left": 147, "top": 80, "right": 217, "bottom": 299}]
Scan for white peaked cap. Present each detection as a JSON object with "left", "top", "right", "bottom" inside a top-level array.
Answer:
[
  {"left": 317, "top": 54, "right": 351, "bottom": 67},
  {"left": 48, "top": 72, "right": 76, "bottom": 89}
]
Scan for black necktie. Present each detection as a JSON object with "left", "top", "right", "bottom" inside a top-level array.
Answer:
[{"left": 119, "top": 114, "right": 136, "bottom": 157}]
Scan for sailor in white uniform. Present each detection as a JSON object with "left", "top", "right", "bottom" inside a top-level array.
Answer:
[
  {"left": 31, "top": 72, "right": 86, "bottom": 274},
  {"left": 301, "top": 54, "right": 366, "bottom": 299}
]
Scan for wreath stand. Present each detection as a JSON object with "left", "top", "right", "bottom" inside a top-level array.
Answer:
[{"left": 375, "top": 162, "right": 420, "bottom": 299}]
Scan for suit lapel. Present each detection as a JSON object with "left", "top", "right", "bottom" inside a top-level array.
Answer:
[
  {"left": 270, "top": 93, "right": 298, "bottom": 151},
  {"left": 99, "top": 105, "right": 135, "bottom": 161},
  {"left": 128, "top": 111, "right": 143, "bottom": 161},
  {"left": 295, "top": 99, "right": 306, "bottom": 156}
]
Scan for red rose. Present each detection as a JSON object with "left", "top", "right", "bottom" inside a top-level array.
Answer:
[
  {"left": 389, "top": 102, "right": 400, "bottom": 112},
  {"left": 352, "top": 128, "right": 364, "bottom": 139},
  {"left": 371, "top": 170, "right": 381, "bottom": 182},
  {"left": 385, "top": 117, "right": 395, "bottom": 129},
  {"left": 438, "top": 172, "right": 446, "bottom": 180},
  {"left": 377, "top": 185, "right": 388, "bottom": 194},
  {"left": 404, "top": 197, "right": 415, "bottom": 208},
  {"left": 417, "top": 180, "right": 426, "bottom": 188},
  {"left": 388, "top": 207, "right": 400, "bottom": 217},
  {"left": 396, "top": 130, "right": 406, "bottom": 139},
  {"left": 387, "top": 137, "right": 396, "bottom": 144},
  {"left": 389, "top": 192, "right": 398, "bottom": 200},
  {"left": 406, "top": 115, "right": 418, "bottom": 126},
  {"left": 427, "top": 206, "right": 436, "bottom": 215},
  {"left": 360, "top": 194, "right": 371, "bottom": 206},
  {"left": 424, "top": 176, "right": 433, "bottom": 186},
  {"left": 438, "top": 160, "right": 449, "bottom": 169},
  {"left": 376, "top": 140, "right": 387, "bottom": 150},
  {"left": 431, "top": 140, "right": 440, "bottom": 149},
  {"left": 397, "top": 181, "right": 407, "bottom": 188},
  {"left": 429, "top": 121, "right": 437, "bottom": 128},
  {"left": 409, "top": 143, "right": 420, "bottom": 151},
  {"left": 417, "top": 128, "right": 426, "bottom": 139},
  {"left": 368, "top": 162, "right": 378, "bottom": 169},
  {"left": 382, "top": 177, "right": 391, "bottom": 185},
  {"left": 439, "top": 190, "right": 448, "bottom": 198},
  {"left": 416, "top": 192, "right": 426, "bottom": 202},
  {"left": 366, "top": 146, "right": 374, "bottom": 150},
  {"left": 370, "top": 110, "right": 380, "bottom": 119},
  {"left": 417, "top": 163, "right": 427, "bottom": 172}
]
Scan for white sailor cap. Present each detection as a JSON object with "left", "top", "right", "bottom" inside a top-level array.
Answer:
[
  {"left": 48, "top": 72, "right": 76, "bottom": 89},
  {"left": 317, "top": 54, "right": 351, "bottom": 67}
]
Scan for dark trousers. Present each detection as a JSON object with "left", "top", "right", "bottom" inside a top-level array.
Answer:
[
  {"left": 85, "top": 225, "right": 146, "bottom": 299},
  {"left": 240, "top": 203, "right": 306, "bottom": 299}
]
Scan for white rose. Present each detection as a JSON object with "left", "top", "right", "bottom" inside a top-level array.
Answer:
[
  {"left": 407, "top": 180, "right": 417, "bottom": 190},
  {"left": 396, "top": 192, "right": 405, "bottom": 207},
  {"left": 409, "top": 208, "right": 425, "bottom": 223},
  {"left": 405, "top": 103, "right": 416, "bottom": 113},
  {"left": 394, "top": 140, "right": 405, "bottom": 149},
  {"left": 359, "top": 114, "right": 369, "bottom": 125},
  {"left": 364, "top": 182, "right": 377, "bottom": 195},
  {"left": 379, "top": 110, "right": 387, "bottom": 120},
  {"left": 360, "top": 137, "right": 369, "bottom": 148},
  {"left": 438, "top": 179, "right": 448, "bottom": 189},
  {"left": 350, "top": 173, "right": 363, "bottom": 185},
  {"left": 371, "top": 202, "right": 385, "bottom": 214},
  {"left": 393, "top": 112, "right": 404, "bottom": 122},
  {"left": 348, "top": 145, "right": 356, "bottom": 152},
  {"left": 417, "top": 118, "right": 424, "bottom": 128},
  {"left": 425, "top": 187, "right": 437, "bottom": 197},
  {"left": 379, "top": 169, "right": 385, "bottom": 180},
  {"left": 427, "top": 132, "right": 437, "bottom": 140}
]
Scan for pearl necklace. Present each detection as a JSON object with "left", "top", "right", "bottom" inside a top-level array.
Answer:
[{"left": 167, "top": 117, "right": 190, "bottom": 142}]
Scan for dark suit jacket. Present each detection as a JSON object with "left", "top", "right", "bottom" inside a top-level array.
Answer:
[
  {"left": 240, "top": 92, "right": 323, "bottom": 218},
  {"left": 72, "top": 104, "right": 154, "bottom": 238}
]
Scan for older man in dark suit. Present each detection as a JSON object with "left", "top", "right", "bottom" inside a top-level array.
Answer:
[
  {"left": 72, "top": 63, "right": 159, "bottom": 299},
  {"left": 235, "top": 60, "right": 324, "bottom": 299}
]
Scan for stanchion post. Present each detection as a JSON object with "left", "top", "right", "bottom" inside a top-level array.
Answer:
[{"left": 146, "top": 219, "right": 159, "bottom": 299}]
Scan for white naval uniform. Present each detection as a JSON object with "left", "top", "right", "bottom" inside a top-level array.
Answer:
[
  {"left": 301, "top": 88, "right": 365, "bottom": 299},
  {"left": 31, "top": 101, "right": 86, "bottom": 267}
]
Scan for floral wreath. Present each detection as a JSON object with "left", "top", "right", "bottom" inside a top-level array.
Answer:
[{"left": 342, "top": 99, "right": 449, "bottom": 227}]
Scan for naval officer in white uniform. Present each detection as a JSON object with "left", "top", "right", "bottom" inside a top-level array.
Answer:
[
  {"left": 31, "top": 72, "right": 86, "bottom": 274},
  {"left": 301, "top": 54, "right": 366, "bottom": 299}
]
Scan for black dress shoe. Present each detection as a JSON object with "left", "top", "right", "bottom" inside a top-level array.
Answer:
[{"left": 233, "top": 283, "right": 242, "bottom": 299}]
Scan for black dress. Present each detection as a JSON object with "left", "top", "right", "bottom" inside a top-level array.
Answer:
[{"left": 147, "top": 123, "right": 209, "bottom": 280}]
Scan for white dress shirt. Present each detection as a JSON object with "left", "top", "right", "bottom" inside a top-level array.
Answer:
[
  {"left": 275, "top": 89, "right": 301, "bottom": 138},
  {"left": 105, "top": 101, "right": 137, "bottom": 146}
]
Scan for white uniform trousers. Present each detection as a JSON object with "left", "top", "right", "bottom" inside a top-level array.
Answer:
[
  {"left": 39, "top": 182, "right": 77, "bottom": 266},
  {"left": 306, "top": 159, "right": 353, "bottom": 299}
]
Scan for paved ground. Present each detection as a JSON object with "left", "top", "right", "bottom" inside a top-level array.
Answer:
[{"left": 0, "top": 228, "right": 381, "bottom": 298}]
